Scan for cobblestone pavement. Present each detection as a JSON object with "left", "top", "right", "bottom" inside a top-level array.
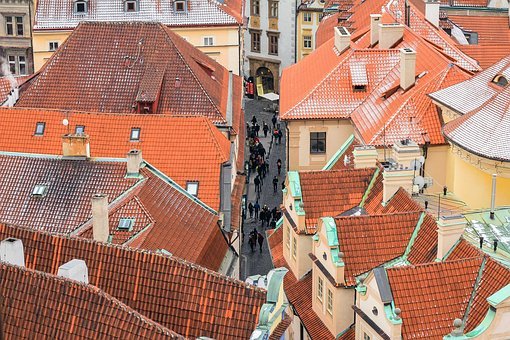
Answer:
[{"left": 240, "top": 97, "right": 286, "bottom": 280}]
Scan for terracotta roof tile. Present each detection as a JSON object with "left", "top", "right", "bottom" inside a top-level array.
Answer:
[
  {"left": 269, "top": 314, "right": 293, "bottom": 340},
  {"left": 0, "top": 223, "right": 265, "bottom": 339},
  {"left": 0, "top": 107, "right": 230, "bottom": 209},
  {"left": 0, "top": 262, "right": 182, "bottom": 338},
  {"left": 0, "top": 75, "right": 29, "bottom": 103},
  {"left": 338, "top": 324, "right": 356, "bottom": 340},
  {"left": 407, "top": 214, "right": 439, "bottom": 264}
]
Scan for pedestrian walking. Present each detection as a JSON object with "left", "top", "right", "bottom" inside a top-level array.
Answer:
[
  {"left": 277, "top": 159, "right": 282, "bottom": 176},
  {"left": 263, "top": 122, "right": 269, "bottom": 138},
  {"left": 248, "top": 202, "right": 254, "bottom": 219},
  {"left": 257, "top": 232, "right": 264, "bottom": 253},
  {"left": 277, "top": 129, "right": 283, "bottom": 145},
  {"left": 273, "top": 128, "right": 279, "bottom": 145},
  {"left": 251, "top": 115, "right": 257, "bottom": 126},
  {"left": 254, "top": 176, "right": 261, "bottom": 193},
  {"left": 254, "top": 201, "right": 260, "bottom": 220},
  {"left": 255, "top": 123, "right": 260, "bottom": 137},
  {"left": 265, "top": 211, "right": 271, "bottom": 227},
  {"left": 271, "top": 114, "right": 277, "bottom": 128},
  {"left": 271, "top": 207, "right": 277, "bottom": 220},
  {"left": 273, "top": 176, "right": 279, "bottom": 194},
  {"left": 260, "top": 210, "right": 266, "bottom": 228}
]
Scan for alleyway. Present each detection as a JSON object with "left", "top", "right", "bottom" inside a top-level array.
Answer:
[{"left": 240, "top": 97, "right": 286, "bottom": 280}]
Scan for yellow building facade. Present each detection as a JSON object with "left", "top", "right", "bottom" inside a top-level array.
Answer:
[{"left": 296, "top": 0, "right": 325, "bottom": 61}]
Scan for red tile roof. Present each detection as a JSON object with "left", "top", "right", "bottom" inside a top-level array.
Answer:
[
  {"left": 407, "top": 214, "right": 440, "bottom": 264},
  {"left": 0, "top": 262, "right": 182, "bottom": 339},
  {"left": 0, "top": 223, "right": 265, "bottom": 339},
  {"left": 338, "top": 324, "right": 356, "bottom": 340},
  {"left": 0, "top": 108, "right": 230, "bottom": 209},
  {"left": 336, "top": 212, "right": 423, "bottom": 286},
  {"left": 17, "top": 22, "right": 243, "bottom": 128},
  {"left": 299, "top": 168, "right": 375, "bottom": 231},
  {"left": 316, "top": 13, "right": 340, "bottom": 48},
  {"left": 0, "top": 75, "right": 30, "bottom": 103}
]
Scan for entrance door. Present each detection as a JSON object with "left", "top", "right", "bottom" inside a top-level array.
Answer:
[{"left": 256, "top": 67, "right": 274, "bottom": 94}]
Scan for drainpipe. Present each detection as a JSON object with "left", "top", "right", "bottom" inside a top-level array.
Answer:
[
  {"left": 490, "top": 174, "right": 497, "bottom": 219},
  {"left": 286, "top": 123, "right": 290, "bottom": 171}
]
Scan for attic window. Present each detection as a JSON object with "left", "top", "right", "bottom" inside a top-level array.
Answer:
[
  {"left": 124, "top": 0, "right": 139, "bottom": 12},
  {"left": 32, "top": 184, "right": 47, "bottom": 197},
  {"left": 34, "top": 122, "right": 45, "bottom": 136},
  {"left": 74, "top": 0, "right": 88, "bottom": 14},
  {"left": 492, "top": 74, "right": 508, "bottom": 87},
  {"left": 130, "top": 128, "right": 141, "bottom": 141},
  {"left": 350, "top": 61, "right": 368, "bottom": 91},
  {"left": 353, "top": 85, "right": 367, "bottom": 92},
  {"left": 175, "top": 0, "right": 187, "bottom": 12},
  {"left": 75, "top": 125, "right": 85, "bottom": 134},
  {"left": 186, "top": 181, "right": 199, "bottom": 196},
  {"left": 117, "top": 218, "right": 135, "bottom": 231}
]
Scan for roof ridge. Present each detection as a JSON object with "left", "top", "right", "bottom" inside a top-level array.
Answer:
[
  {"left": 461, "top": 256, "right": 487, "bottom": 328},
  {"left": 335, "top": 210, "right": 422, "bottom": 221},
  {"left": 388, "top": 255, "right": 484, "bottom": 272}
]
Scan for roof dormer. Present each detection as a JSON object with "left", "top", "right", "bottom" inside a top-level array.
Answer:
[
  {"left": 492, "top": 74, "right": 508, "bottom": 88},
  {"left": 124, "top": 0, "right": 139, "bottom": 12},
  {"left": 73, "top": 0, "right": 88, "bottom": 14},
  {"left": 174, "top": 0, "right": 188, "bottom": 13}
]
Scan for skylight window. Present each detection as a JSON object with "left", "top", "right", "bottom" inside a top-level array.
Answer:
[
  {"left": 117, "top": 218, "right": 135, "bottom": 231},
  {"left": 75, "top": 125, "right": 85, "bottom": 134},
  {"left": 130, "top": 128, "right": 141, "bottom": 141},
  {"left": 34, "top": 122, "right": 45, "bottom": 136},
  {"left": 492, "top": 74, "right": 508, "bottom": 87},
  {"left": 74, "top": 0, "right": 88, "bottom": 14},
  {"left": 32, "top": 184, "right": 47, "bottom": 197},
  {"left": 124, "top": 0, "right": 139, "bottom": 12},
  {"left": 186, "top": 181, "right": 199, "bottom": 196},
  {"left": 175, "top": 0, "right": 187, "bottom": 12}
]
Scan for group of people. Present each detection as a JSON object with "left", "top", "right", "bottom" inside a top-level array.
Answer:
[{"left": 247, "top": 203, "right": 282, "bottom": 229}]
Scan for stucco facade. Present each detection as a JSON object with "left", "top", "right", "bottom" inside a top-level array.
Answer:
[{"left": 296, "top": 0, "right": 325, "bottom": 61}]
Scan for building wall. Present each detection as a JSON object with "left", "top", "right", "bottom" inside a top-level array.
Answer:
[
  {"left": 32, "top": 25, "right": 241, "bottom": 73},
  {"left": 283, "top": 221, "right": 313, "bottom": 280},
  {"left": 0, "top": 0, "right": 34, "bottom": 74},
  {"left": 423, "top": 144, "right": 450, "bottom": 193},
  {"left": 296, "top": 2, "right": 324, "bottom": 61},
  {"left": 287, "top": 119, "right": 354, "bottom": 171}
]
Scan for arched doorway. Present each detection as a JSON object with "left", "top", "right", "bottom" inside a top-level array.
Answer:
[{"left": 256, "top": 67, "right": 274, "bottom": 95}]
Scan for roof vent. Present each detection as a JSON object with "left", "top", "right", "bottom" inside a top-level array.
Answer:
[
  {"left": 0, "top": 238, "right": 25, "bottom": 267},
  {"left": 334, "top": 26, "right": 351, "bottom": 54},
  {"left": 32, "top": 184, "right": 48, "bottom": 197},
  {"left": 57, "top": 259, "right": 89, "bottom": 284}
]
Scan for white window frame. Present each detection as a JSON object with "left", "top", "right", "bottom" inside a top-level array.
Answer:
[
  {"left": 303, "top": 12, "right": 312, "bottom": 23},
  {"left": 74, "top": 0, "right": 88, "bottom": 14},
  {"left": 124, "top": 0, "right": 139, "bottom": 12},
  {"left": 186, "top": 181, "right": 199, "bottom": 196},
  {"left": 203, "top": 36, "right": 214, "bottom": 46},
  {"left": 326, "top": 289, "right": 333, "bottom": 315},
  {"left": 303, "top": 35, "right": 312, "bottom": 49},
  {"left": 317, "top": 276, "right": 323, "bottom": 303},
  {"left": 35, "top": 122, "right": 45, "bottom": 136},
  {"left": 130, "top": 128, "right": 141, "bottom": 141},
  {"left": 49, "top": 41, "right": 59, "bottom": 51},
  {"left": 292, "top": 236, "right": 297, "bottom": 259},
  {"left": 175, "top": 0, "right": 187, "bottom": 12}
]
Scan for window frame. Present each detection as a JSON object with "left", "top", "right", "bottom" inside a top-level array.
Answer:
[
  {"left": 250, "top": 30, "right": 261, "bottom": 53},
  {"left": 74, "top": 1, "right": 88, "bottom": 14},
  {"left": 18, "top": 55, "right": 26, "bottom": 75},
  {"left": 267, "top": 32, "right": 279, "bottom": 55},
  {"left": 5, "top": 16, "right": 13, "bottom": 36},
  {"left": 269, "top": 0, "right": 279, "bottom": 18},
  {"left": 251, "top": 0, "right": 260, "bottom": 16},
  {"left": 49, "top": 41, "right": 59, "bottom": 51},
  {"left": 303, "top": 35, "right": 312, "bottom": 49},
  {"left": 130, "top": 128, "right": 141, "bottom": 141},
  {"left": 310, "top": 132, "right": 326, "bottom": 154},
  {"left": 292, "top": 235, "right": 297, "bottom": 259},
  {"left": 16, "top": 16, "right": 23, "bottom": 36},
  {"left": 303, "top": 12, "right": 312, "bottom": 23},
  {"left": 285, "top": 225, "right": 290, "bottom": 249},
  {"left": 174, "top": 0, "right": 186, "bottom": 12},
  {"left": 117, "top": 218, "right": 135, "bottom": 231},
  {"left": 326, "top": 289, "right": 333, "bottom": 315},
  {"left": 317, "top": 276, "right": 324, "bottom": 303},
  {"left": 35, "top": 122, "right": 46, "bottom": 136},
  {"left": 124, "top": 0, "right": 139, "bottom": 12},
  {"left": 8, "top": 55, "right": 16, "bottom": 74},
  {"left": 186, "top": 181, "right": 199, "bottom": 196},
  {"left": 203, "top": 36, "right": 214, "bottom": 46},
  {"left": 75, "top": 125, "right": 85, "bottom": 134}
]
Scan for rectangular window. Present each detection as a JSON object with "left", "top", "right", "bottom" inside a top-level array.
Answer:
[
  {"left": 251, "top": 31, "right": 260, "bottom": 52},
  {"left": 303, "top": 35, "right": 312, "bottom": 49},
  {"left": 75, "top": 125, "right": 85, "bottom": 134},
  {"left": 117, "top": 218, "right": 135, "bottom": 231},
  {"left": 268, "top": 33, "right": 278, "bottom": 55},
  {"left": 303, "top": 12, "right": 312, "bottom": 22},
  {"left": 49, "top": 41, "right": 59, "bottom": 51},
  {"left": 269, "top": 1, "right": 278, "bottom": 18},
  {"left": 35, "top": 122, "right": 45, "bottom": 136},
  {"left": 310, "top": 132, "right": 326, "bottom": 154},
  {"left": 285, "top": 225, "right": 290, "bottom": 248},
  {"left": 186, "top": 181, "right": 199, "bottom": 196},
  {"left": 18, "top": 56, "right": 26, "bottom": 75},
  {"left": 292, "top": 236, "right": 297, "bottom": 259},
  {"left": 175, "top": 0, "right": 186, "bottom": 12},
  {"left": 203, "top": 36, "right": 214, "bottom": 46},
  {"left": 252, "top": 0, "right": 260, "bottom": 15},
  {"left": 317, "top": 276, "right": 323, "bottom": 302},
  {"left": 6, "top": 16, "right": 13, "bottom": 35},
  {"left": 16, "top": 16, "right": 23, "bottom": 36},
  {"left": 130, "top": 128, "right": 141, "bottom": 141},
  {"left": 327, "top": 289, "right": 333, "bottom": 315},
  {"left": 8, "top": 56, "right": 16, "bottom": 74},
  {"left": 125, "top": 0, "right": 138, "bottom": 12}
]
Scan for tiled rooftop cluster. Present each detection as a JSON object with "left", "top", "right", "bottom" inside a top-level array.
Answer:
[{"left": 0, "top": 223, "right": 266, "bottom": 339}]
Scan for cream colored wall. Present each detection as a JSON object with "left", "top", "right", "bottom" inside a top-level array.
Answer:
[
  {"left": 422, "top": 144, "right": 449, "bottom": 193},
  {"left": 284, "top": 225, "right": 313, "bottom": 280},
  {"left": 32, "top": 26, "right": 240, "bottom": 73},
  {"left": 476, "top": 298, "right": 510, "bottom": 340},
  {"left": 287, "top": 119, "right": 354, "bottom": 171},
  {"left": 296, "top": 10, "right": 320, "bottom": 61}
]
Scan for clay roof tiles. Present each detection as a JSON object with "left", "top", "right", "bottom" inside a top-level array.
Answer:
[
  {"left": 0, "top": 107, "right": 230, "bottom": 209},
  {"left": 0, "top": 223, "right": 265, "bottom": 339},
  {"left": 0, "top": 262, "right": 182, "bottom": 339},
  {"left": 0, "top": 75, "right": 30, "bottom": 103}
]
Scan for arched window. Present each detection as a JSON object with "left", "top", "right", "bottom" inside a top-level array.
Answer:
[
  {"left": 492, "top": 74, "right": 508, "bottom": 87},
  {"left": 74, "top": 0, "right": 88, "bottom": 14}
]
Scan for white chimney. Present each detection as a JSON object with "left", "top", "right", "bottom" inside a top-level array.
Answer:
[
  {"left": 437, "top": 215, "right": 467, "bottom": 260},
  {"left": 425, "top": 0, "right": 440, "bottom": 28},
  {"left": 370, "top": 14, "right": 382, "bottom": 46},
  {"left": 334, "top": 26, "right": 351, "bottom": 54},
  {"left": 57, "top": 259, "right": 89, "bottom": 284},
  {"left": 62, "top": 134, "right": 91, "bottom": 158},
  {"left": 382, "top": 167, "right": 414, "bottom": 203},
  {"left": 353, "top": 146, "right": 379, "bottom": 169},
  {"left": 91, "top": 194, "right": 109, "bottom": 243},
  {"left": 126, "top": 149, "right": 143, "bottom": 177},
  {"left": 378, "top": 23, "right": 405, "bottom": 49},
  {"left": 392, "top": 139, "right": 421, "bottom": 166},
  {"left": 1, "top": 88, "right": 19, "bottom": 107},
  {"left": 0, "top": 238, "right": 25, "bottom": 267},
  {"left": 400, "top": 48, "right": 417, "bottom": 91}
]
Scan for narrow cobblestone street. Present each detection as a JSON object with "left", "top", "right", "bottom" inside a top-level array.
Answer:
[{"left": 240, "top": 97, "right": 286, "bottom": 280}]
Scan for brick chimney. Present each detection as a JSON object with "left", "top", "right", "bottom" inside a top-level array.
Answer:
[
  {"left": 57, "top": 259, "right": 89, "bottom": 284},
  {"left": 379, "top": 23, "right": 405, "bottom": 49},
  {"left": 392, "top": 139, "right": 421, "bottom": 166},
  {"left": 437, "top": 215, "right": 466, "bottom": 260},
  {"left": 334, "top": 26, "right": 351, "bottom": 54},
  {"left": 62, "top": 134, "right": 90, "bottom": 158},
  {"left": 353, "top": 146, "right": 379, "bottom": 169},
  {"left": 400, "top": 48, "right": 417, "bottom": 91},
  {"left": 91, "top": 194, "right": 109, "bottom": 243},
  {"left": 370, "top": 14, "right": 382, "bottom": 46},
  {"left": 126, "top": 149, "right": 143, "bottom": 177},
  {"left": 425, "top": 0, "right": 440, "bottom": 28},
  {"left": 0, "top": 238, "right": 25, "bottom": 267}
]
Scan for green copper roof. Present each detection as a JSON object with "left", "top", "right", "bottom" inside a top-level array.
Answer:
[
  {"left": 287, "top": 171, "right": 302, "bottom": 198},
  {"left": 488, "top": 283, "right": 510, "bottom": 307},
  {"left": 463, "top": 208, "right": 510, "bottom": 257},
  {"left": 267, "top": 267, "right": 288, "bottom": 303},
  {"left": 322, "top": 134, "right": 355, "bottom": 170}
]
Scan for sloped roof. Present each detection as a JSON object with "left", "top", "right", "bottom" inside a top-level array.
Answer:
[
  {"left": 17, "top": 22, "right": 243, "bottom": 127},
  {"left": 0, "top": 75, "right": 30, "bottom": 103},
  {"left": 34, "top": 0, "right": 241, "bottom": 30},
  {"left": 0, "top": 108, "right": 230, "bottom": 209},
  {"left": 0, "top": 153, "right": 228, "bottom": 271},
  {"left": 0, "top": 262, "right": 182, "bottom": 338},
  {"left": 439, "top": 0, "right": 488, "bottom": 7},
  {"left": 0, "top": 223, "right": 265, "bottom": 339}
]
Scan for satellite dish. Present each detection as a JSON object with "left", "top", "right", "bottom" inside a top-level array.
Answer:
[
  {"left": 414, "top": 176, "right": 425, "bottom": 189},
  {"left": 62, "top": 118, "right": 69, "bottom": 126},
  {"left": 410, "top": 158, "right": 423, "bottom": 170}
]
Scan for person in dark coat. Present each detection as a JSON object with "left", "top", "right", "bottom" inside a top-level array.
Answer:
[
  {"left": 251, "top": 115, "right": 257, "bottom": 125},
  {"left": 254, "top": 201, "right": 260, "bottom": 220},
  {"left": 271, "top": 114, "right": 277, "bottom": 128},
  {"left": 277, "top": 159, "right": 282, "bottom": 176},
  {"left": 263, "top": 122, "right": 269, "bottom": 138},
  {"left": 273, "top": 176, "right": 279, "bottom": 193},
  {"left": 248, "top": 202, "right": 254, "bottom": 219},
  {"left": 257, "top": 232, "right": 264, "bottom": 252}
]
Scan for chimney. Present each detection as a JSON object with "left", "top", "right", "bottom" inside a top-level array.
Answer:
[
  {"left": 57, "top": 259, "right": 89, "bottom": 284},
  {"left": 490, "top": 174, "right": 497, "bottom": 219},
  {"left": 378, "top": 23, "right": 405, "bottom": 49},
  {"left": 425, "top": 0, "right": 440, "bottom": 28},
  {"left": 62, "top": 134, "right": 90, "bottom": 158},
  {"left": 334, "top": 26, "right": 351, "bottom": 54},
  {"left": 0, "top": 238, "right": 25, "bottom": 267},
  {"left": 126, "top": 149, "right": 143, "bottom": 177},
  {"left": 436, "top": 215, "right": 466, "bottom": 260},
  {"left": 91, "top": 194, "right": 109, "bottom": 243},
  {"left": 353, "top": 146, "right": 379, "bottom": 169},
  {"left": 392, "top": 139, "right": 421, "bottom": 166},
  {"left": 1, "top": 88, "right": 19, "bottom": 107},
  {"left": 400, "top": 48, "right": 417, "bottom": 91},
  {"left": 370, "top": 14, "right": 382, "bottom": 46},
  {"left": 382, "top": 167, "right": 414, "bottom": 202}
]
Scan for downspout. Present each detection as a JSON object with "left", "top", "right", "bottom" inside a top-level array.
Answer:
[
  {"left": 29, "top": 0, "right": 34, "bottom": 73},
  {"left": 294, "top": 0, "right": 299, "bottom": 63},
  {"left": 286, "top": 123, "right": 290, "bottom": 171}
]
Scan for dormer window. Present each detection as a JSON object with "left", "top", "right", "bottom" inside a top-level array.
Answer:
[
  {"left": 124, "top": 0, "right": 139, "bottom": 12},
  {"left": 32, "top": 184, "right": 47, "bottom": 197},
  {"left": 175, "top": 0, "right": 187, "bottom": 12},
  {"left": 492, "top": 74, "right": 508, "bottom": 87},
  {"left": 186, "top": 181, "right": 199, "bottom": 196},
  {"left": 117, "top": 218, "right": 135, "bottom": 231},
  {"left": 74, "top": 0, "right": 88, "bottom": 14}
]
